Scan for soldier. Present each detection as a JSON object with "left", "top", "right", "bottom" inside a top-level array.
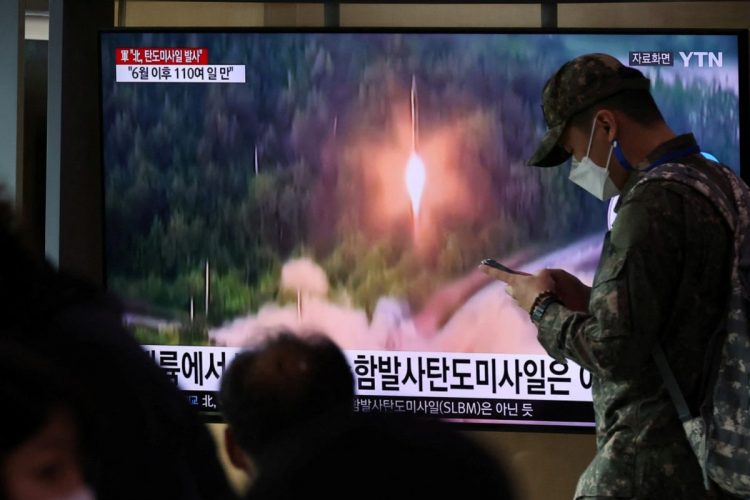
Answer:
[{"left": 481, "top": 53, "right": 743, "bottom": 499}]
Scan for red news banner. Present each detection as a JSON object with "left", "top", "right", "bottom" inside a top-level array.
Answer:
[{"left": 115, "top": 47, "right": 245, "bottom": 83}]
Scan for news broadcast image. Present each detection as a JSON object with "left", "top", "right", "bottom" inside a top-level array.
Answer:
[{"left": 101, "top": 31, "right": 741, "bottom": 426}]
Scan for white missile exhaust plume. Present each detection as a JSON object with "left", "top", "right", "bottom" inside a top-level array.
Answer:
[
  {"left": 280, "top": 257, "right": 329, "bottom": 297},
  {"left": 405, "top": 152, "right": 426, "bottom": 219}
]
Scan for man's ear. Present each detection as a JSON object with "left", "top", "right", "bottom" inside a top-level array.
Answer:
[
  {"left": 225, "top": 426, "right": 251, "bottom": 472},
  {"left": 596, "top": 110, "right": 618, "bottom": 142}
]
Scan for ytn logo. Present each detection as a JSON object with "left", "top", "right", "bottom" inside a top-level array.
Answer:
[{"left": 678, "top": 52, "right": 723, "bottom": 68}]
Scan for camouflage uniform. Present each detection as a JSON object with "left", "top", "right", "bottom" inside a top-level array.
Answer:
[
  {"left": 536, "top": 136, "right": 732, "bottom": 499},
  {"left": 527, "top": 54, "right": 739, "bottom": 499}
]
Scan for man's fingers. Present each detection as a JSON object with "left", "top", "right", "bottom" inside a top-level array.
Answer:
[{"left": 479, "top": 264, "right": 518, "bottom": 285}]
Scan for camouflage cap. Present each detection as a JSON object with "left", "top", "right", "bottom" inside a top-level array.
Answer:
[{"left": 528, "top": 53, "right": 651, "bottom": 167}]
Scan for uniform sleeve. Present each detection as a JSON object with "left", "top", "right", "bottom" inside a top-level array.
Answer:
[{"left": 532, "top": 182, "right": 687, "bottom": 379}]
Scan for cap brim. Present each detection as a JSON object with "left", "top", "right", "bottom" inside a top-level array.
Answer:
[{"left": 527, "top": 124, "right": 571, "bottom": 167}]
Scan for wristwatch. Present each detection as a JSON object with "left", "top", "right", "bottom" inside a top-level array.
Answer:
[{"left": 530, "top": 293, "right": 560, "bottom": 323}]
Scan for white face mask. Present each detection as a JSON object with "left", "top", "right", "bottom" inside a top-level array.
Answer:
[{"left": 568, "top": 117, "right": 619, "bottom": 201}]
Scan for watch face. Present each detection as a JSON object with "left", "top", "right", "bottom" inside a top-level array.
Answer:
[
  {"left": 532, "top": 295, "right": 559, "bottom": 322},
  {"left": 532, "top": 305, "right": 543, "bottom": 322},
  {"left": 531, "top": 299, "right": 545, "bottom": 322}
]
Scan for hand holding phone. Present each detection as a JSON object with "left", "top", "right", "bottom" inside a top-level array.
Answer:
[
  {"left": 480, "top": 258, "right": 553, "bottom": 312},
  {"left": 479, "top": 258, "right": 528, "bottom": 276}
]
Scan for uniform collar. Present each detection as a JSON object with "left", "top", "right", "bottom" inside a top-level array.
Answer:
[
  {"left": 638, "top": 133, "right": 699, "bottom": 169},
  {"left": 613, "top": 133, "right": 700, "bottom": 213}
]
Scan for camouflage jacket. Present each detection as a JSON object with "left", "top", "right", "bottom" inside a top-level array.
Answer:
[{"left": 534, "top": 134, "right": 735, "bottom": 499}]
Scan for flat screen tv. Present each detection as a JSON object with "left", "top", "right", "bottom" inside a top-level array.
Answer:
[{"left": 100, "top": 28, "right": 747, "bottom": 429}]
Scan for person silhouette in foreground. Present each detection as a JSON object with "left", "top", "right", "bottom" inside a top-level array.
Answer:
[
  {"left": 220, "top": 332, "right": 516, "bottom": 499},
  {"left": 0, "top": 339, "right": 93, "bottom": 500},
  {"left": 0, "top": 198, "right": 236, "bottom": 500},
  {"left": 220, "top": 332, "right": 355, "bottom": 481}
]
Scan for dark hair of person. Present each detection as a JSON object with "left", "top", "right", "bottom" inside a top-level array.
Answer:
[
  {"left": 569, "top": 89, "right": 665, "bottom": 132},
  {"left": 219, "top": 332, "right": 355, "bottom": 458},
  {"left": 0, "top": 198, "right": 100, "bottom": 330},
  {"left": 0, "top": 339, "right": 74, "bottom": 458}
]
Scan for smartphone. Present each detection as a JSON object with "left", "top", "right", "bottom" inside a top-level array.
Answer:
[{"left": 480, "top": 258, "right": 524, "bottom": 275}]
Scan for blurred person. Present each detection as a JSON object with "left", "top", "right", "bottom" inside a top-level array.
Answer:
[
  {"left": 481, "top": 53, "right": 746, "bottom": 499},
  {"left": 0, "top": 199, "right": 236, "bottom": 500},
  {"left": 219, "top": 332, "right": 354, "bottom": 483},
  {"left": 245, "top": 412, "right": 516, "bottom": 500},
  {"left": 0, "top": 339, "right": 93, "bottom": 500},
  {"left": 220, "top": 332, "right": 516, "bottom": 499}
]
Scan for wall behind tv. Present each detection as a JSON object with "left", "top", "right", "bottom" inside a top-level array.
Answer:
[
  {"left": 40, "top": 2, "right": 748, "bottom": 499},
  {"left": 116, "top": 1, "right": 750, "bottom": 29}
]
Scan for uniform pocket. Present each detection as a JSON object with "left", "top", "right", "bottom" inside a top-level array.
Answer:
[
  {"left": 590, "top": 247, "right": 630, "bottom": 339},
  {"left": 592, "top": 246, "right": 628, "bottom": 288}
]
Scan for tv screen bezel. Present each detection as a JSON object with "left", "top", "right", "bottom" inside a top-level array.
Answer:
[{"left": 98, "top": 26, "right": 749, "bottom": 433}]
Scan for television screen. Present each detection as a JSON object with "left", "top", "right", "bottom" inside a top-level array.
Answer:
[{"left": 100, "top": 29, "right": 746, "bottom": 428}]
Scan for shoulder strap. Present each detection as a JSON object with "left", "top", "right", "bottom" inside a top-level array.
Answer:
[{"left": 652, "top": 344, "right": 693, "bottom": 422}]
